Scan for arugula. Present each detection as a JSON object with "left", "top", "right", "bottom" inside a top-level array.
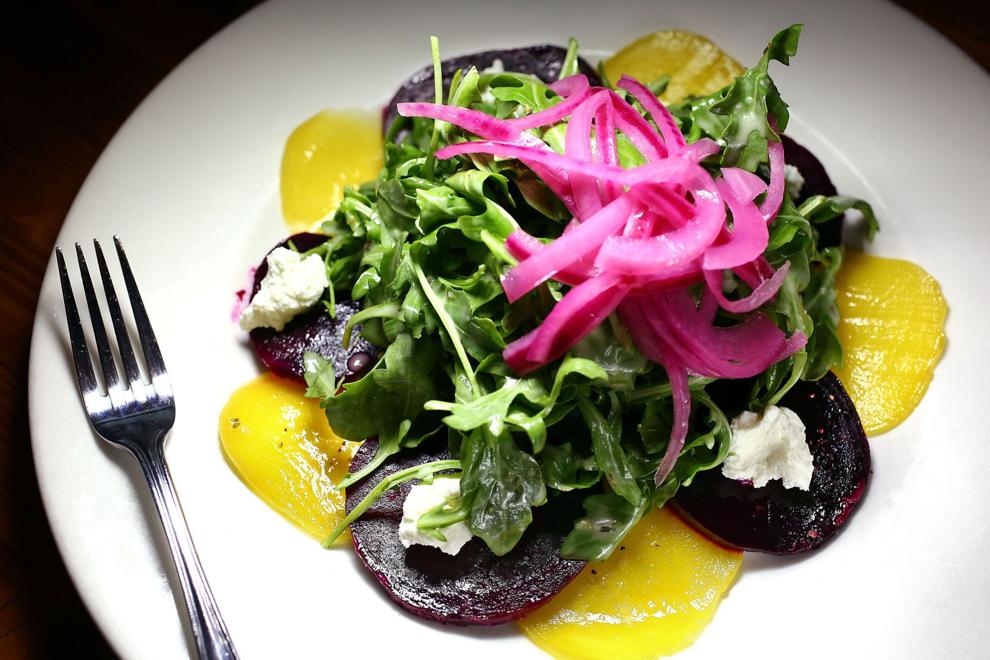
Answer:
[
  {"left": 561, "top": 491, "right": 650, "bottom": 561},
  {"left": 312, "top": 333, "right": 441, "bottom": 487},
  {"left": 459, "top": 429, "right": 547, "bottom": 555},
  {"left": 577, "top": 393, "right": 641, "bottom": 506},
  {"left": 671, "top": 24, "right": 803, "bottom": 171}
]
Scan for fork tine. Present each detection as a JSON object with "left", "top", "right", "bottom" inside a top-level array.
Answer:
[
  {"left": 94, "top": 239, "right": 143, "bottom": 387},
  {"left": 56, "top": 248, "right": 100, "bottom": 395},
  {"left": 75, "top": 243, "right": 120, "bottom": 391},
  {"left": 113, "top": 236, "right": 168, "bottom": 379}
]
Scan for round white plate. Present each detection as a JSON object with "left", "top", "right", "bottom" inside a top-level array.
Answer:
[{"left": 29, "top": 0, "right": 990, "bottom": 658}]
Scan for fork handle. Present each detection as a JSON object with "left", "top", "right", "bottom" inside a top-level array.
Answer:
[{"left": 132, "top": 442, "right": 239, "bottom": 660}]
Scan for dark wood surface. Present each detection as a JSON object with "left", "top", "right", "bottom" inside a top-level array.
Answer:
[{"left": 0, "top": 2, "right": 986, "bottom": 657}]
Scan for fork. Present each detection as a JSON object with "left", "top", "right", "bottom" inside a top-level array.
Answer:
[{"left": 56, "top": 238, "right": 238, "bottom": 660}]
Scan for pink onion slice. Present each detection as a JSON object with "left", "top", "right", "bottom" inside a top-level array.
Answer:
[
  {"left": 593, "top": 96, "right": 622, "bottom": 202},
  {"left": 527, "top": 273, "right": 630, "bottom": 363},
  {"left": 680, "top": 138, "right": 721, "bottom": 162},
  {"left": 643, "top": 290, "right": 806, "bottom": 379},
  {"left": 703, "top": 261, "right": 790, "bottom": 314},
  {"left": 617, "top": 299, "right": 690, "bottom": 486},
  {"left": 656, "top": 360, "right": 691, "bottom": 485},
  {"left": 549, "top": 74, "right": 587, "bottom": 97},
  {"left": 760, "top": 135, "right": 786, "bottom": 222},
  {"left": 608, "top": 91, "right": 666, "bottom": 161},
  {"left": 594, "top": 177, "right": 724, "bottom": 276},
  {"left": 397, "top": 103, "right": 523, "bottom": 142},
  {"left": 566, "top": 90, "right": 612, "bottom": 217},
  {"left": 501, "top": 192, "right": 639, "bottom": 302},
  {"left": 617, "top": 76, "right": 687, "bottom": 151},
  {"left": 721, "top": 167, "right": 767, "bottom": 203},
  {"left": 503, "top": 329, "right": 543, "bottom": 374},
  {"left": 702, "top": 178, "right": 770, "bottom": 270},
  {"left": 504, "top": 231, "right": 592, "bottom": 286}
]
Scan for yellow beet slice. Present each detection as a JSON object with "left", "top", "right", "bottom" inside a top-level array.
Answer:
[
  {"left": 219, "top": 373, "right": 358, "bottom": 540},
  {"left": 518, "top": 508, "right": 742, "bottom": 659},
  {"left": 280, "top": 109, "right": 383, "bottom": 232},
  {"left": 604, "top": 30, "right": 745, "bottom": 105},
  {"left": 834, "top": 250, "right": 948, "bottom": 435}
]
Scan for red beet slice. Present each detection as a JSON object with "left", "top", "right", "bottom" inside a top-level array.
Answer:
[
  {"left": 673, "top": 372, "right": 870, "bottom": 554},
  {"left": 247, "top": 233, "right": 378, "bottom": 383},
  {"left": 781, "top": 134, "right": 837, "bottom": 202},
  {"left": 384, "top": 44, "right": 601, "bottom": 131},
  {"left": 346, "top": 439, "right": 586, "bottom": 625}
]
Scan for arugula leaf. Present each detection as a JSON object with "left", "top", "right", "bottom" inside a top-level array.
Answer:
[
  {"left": 572, "top": 319, "right": 649, "bottom": 390},
  {"left": 428, "top": 355, "right": 606, "bottom": 453},
  {"left": 539, "top": 442, "right": 601, "bottom": 491},
  {"left": 671, "top": 24, "right": 803, "bottom": 170},
  {"left": 431, "top": 376, "right": 547, "bottom": 437},
  {"left": 559, "top": 37, "right": 580, "bottom": 80},
  {"left": 459, "top": 430, "right": 546, "bottom": 555},
  {"left": 322, "top": 457, "right": 462, "bottom": 548},
  {"left": 577, "top": 394, "right": 641, "bottom": 506},
  {"left": 560, "top": 491, "right": 649, "bottom": 561},
  {"left": 302, "top": 351, "right": 337, "bottom": 399},
  {"left": 320, "top": 334, "right": 440, "bottom": 486},
  {"left": 376, "top": 179, "right": 420, "bottom": 233},
  {"left": 801, "top": 246, "right": 843, "bottom": 380},
  {"left": 799, "top": 194, "right": 880, "bottom": 241},
  {"left": 416, "top": 185, "right": 475, "bottom": 233},
  {"left": 488, "top": 75, "right": 557, "bottom": 113},
  {"left": 371, "top": 333, "right": 439, "bottom": 411}
]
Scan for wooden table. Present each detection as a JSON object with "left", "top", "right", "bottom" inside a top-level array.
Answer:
[{"left": 1, "top": 2, "right": 985, "bottom": 657}]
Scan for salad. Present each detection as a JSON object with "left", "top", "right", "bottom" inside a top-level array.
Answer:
[
  {"left": 223, "top": 21, "right": 947, "bottom": 655},
  {"left": 303, "top": 23, "right": 873, "bottom": 556}
]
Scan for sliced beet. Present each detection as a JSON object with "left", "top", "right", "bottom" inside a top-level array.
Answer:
[
  {"left": 384, "top": 44, "right": 601, "bottom": 130},
  {"left": 673, "top": 372, "right": 870, "bottom": 554},
  {"left": 781, "top": 134, "right": 842, "bottom": 247},
  {"left": 248, "top": 233, "right": 378, "bottom": 383},
  {"left": 781, "top": 134, "right": 837, "bottom": 202},
  {"left": 346, "top": 439, "right": 586, "bottom": 625}
]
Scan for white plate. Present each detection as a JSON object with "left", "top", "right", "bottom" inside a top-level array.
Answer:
[{"left": 29, "top": 0, "right": 990, "bottom": 658}]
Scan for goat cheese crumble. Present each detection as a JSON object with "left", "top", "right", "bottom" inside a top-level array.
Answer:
[
  {"left": 722, "top": 405, "right": 814, "bottom": 490},
  {"left": 399, "top": 477, "right": 473, "bottom": 556},
  {"left": 784, "top": 164, "right": 805, "bottom": 199},
  {"left": 239, "top": 247, "right": 327, "bottom": 332}
]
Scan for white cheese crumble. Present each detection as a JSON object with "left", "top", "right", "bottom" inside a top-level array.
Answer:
[
  {"left": 482, "top": 58, "right": 505, "bottom": 74},
  {"left": 722, "top": 405, "right": 814, "bottom": 491},
  {"left": 399, "top": 477, "right": 473, "bottom": 556},
  {"left": 784, "top": 164, "right": 805, "bottom": 200},
  {"left": 238, "top": 247, "right": 328, "bottom": 332}
]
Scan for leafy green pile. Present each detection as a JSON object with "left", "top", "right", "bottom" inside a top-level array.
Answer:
[{"left": 303, "top": 25, "right": 876, "bottom": 561}]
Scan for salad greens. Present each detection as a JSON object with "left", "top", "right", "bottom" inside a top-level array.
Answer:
[{"left": 305, "top": 24, "right": 877, "bottom": 560}]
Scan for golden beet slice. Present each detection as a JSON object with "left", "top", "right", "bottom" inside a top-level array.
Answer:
[
  {"left": 280, "top": 109, "right": 382, "bottom": 232},
  {"left": 834, "top": 250, "right": 948, "bottom": 435},
  {"left": 219, "top": 373, "right": 358, "bottom": 540},
  {"left": 518, "top": 508, "right": 741, "bottom": 659},
  {"left": 603, "top": 29, "right": 745, "bottom": 104}
]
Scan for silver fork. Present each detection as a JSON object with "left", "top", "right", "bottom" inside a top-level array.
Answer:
[{"left": 56, "top": 238, "right": 238, "bottom": 660}]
